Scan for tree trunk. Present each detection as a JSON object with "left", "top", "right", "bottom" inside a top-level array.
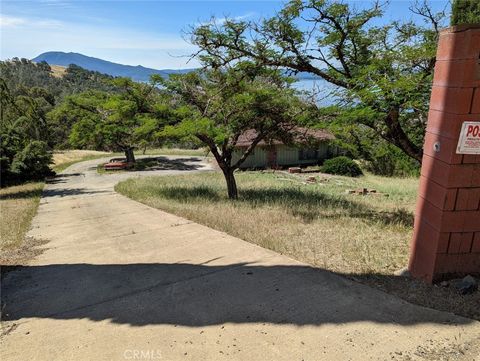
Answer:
[
  {"left": 125, "top": 148, "right": 136, "bottom": 163},
  {"left": 196, "top": 136, "right": 238, "bottom": 199},
  {"left": 222, "top": 168, "right": 238, "bottom": 200},
  {"left": 393, "top": 136, "right": 423, "bottom": 164},
  {"left": 384, "top": 109, "right": 423, "bottom": 164}
]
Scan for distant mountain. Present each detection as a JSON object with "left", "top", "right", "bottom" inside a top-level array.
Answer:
[
  {"left": 32, "top": 51, "right": 323, "bottom": 82},
  {"left": 32, "top": 51, "right": 194, "bottom": 82}
]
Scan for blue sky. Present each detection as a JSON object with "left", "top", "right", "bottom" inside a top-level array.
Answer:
[{"left": 1, "top": 0, "right": 450, "bottom": 69}]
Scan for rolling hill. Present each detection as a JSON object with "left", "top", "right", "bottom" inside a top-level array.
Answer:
[
  {"left": 32, "top": 52, "right": 193, "bottom": 82},
  {"left": 32, "top": 51, "right": 323, "bottom": 82}
]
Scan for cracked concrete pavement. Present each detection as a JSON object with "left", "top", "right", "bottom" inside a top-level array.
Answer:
[{"left": 1, "top": 155, "right": 479, "bottom": 360}]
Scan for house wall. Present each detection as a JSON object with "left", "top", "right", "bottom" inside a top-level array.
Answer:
[
  {"left": 233, "top": 143, "right": 330, "bottom": 168},
  {"left": 277, "top": 146, "right": 298, "bottom": 165},
  {"left": 233, "top": 146, "right": 267, "bottom": 168}
]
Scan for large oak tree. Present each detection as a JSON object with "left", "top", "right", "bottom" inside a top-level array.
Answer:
[
  {"left": 162, "top": 64, "right": 311, "bottom": 199},
  {"left": 68, "top": 76, "right": 169, "bottom": 162},
  {"left": 191, "top": 0, "right": 447, "bottom": 163}
]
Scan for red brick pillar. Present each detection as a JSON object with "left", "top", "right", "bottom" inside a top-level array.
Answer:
[{"left": 409, "top": 25, "right": 480, "bottom": 283}]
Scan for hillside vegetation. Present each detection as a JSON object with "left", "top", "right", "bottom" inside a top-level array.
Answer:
[
  {"left": 50, "top": 64, "right": 67, "bottom": 78},
  {"left": 0, "top": 59, "right": 120, "bottom": 184},
  {"left": 32, "top": 51, "right": 194, "bottom": 82}
]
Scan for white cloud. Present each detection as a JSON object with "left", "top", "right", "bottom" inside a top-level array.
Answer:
[
  {"left": 0, "top": 14, "right": 27, "bottom": 27},
  {"left": 0, "top": 14, "right": 62, "bottom": 29},
  {"left": 0, "top": 13, "right": 199, "bottom": 68}
]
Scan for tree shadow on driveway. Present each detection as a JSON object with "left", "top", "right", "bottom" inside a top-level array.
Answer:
[
  {"left": 45, "top": 173, "right": 84, "bottom": 185},
  {"left": 1, "top": 262, "right": 473, "bottom": 327},
  {"left": 134, "top": 157, "right": 206, "bottom": 171},
  {"left": 41, "top": 188, "right": 110, "bottom": 198},
  {"left": 99, "top": 157, "right": 207, "bottom": 173}
]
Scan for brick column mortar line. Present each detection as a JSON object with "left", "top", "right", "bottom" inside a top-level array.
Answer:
[
  {"left": 409, "top": 25, "right": 480, "bottom": 282},
  {"left": 429, "top": 109, "right": 480, "bottom": 116},
  {"left": 446, "top": 232, "right": 452, "bottom": 255},
  {"left": 421, "top": 171, "right": 462, "bottom": 191},
  {"left": 452, "top": 188, "right": 458, "bottom": 210},
  {"left": 470, "top": 87, "right": 478, "bottom": 114},
  {"left": 469, "top": 232, "right": 474, "bottom": 253}
]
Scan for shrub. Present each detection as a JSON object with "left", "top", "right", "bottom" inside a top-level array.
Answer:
[
  {"left": 451, "top": 0, "right": 480, "bottom": 25},
  {"left": 322, "top": 156, "right": 363, "bottom": 177},
  {"left": 328, "top": 124, "right": 421, "bottom": 177},
  {"left": 10, "top": 141, "right": 54, "bottom": 180},
  {"left": 361, "top": 143, "right": 420, "bottom": 177}
]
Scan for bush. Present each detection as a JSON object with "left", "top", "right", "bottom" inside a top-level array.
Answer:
[
  {"left": 451, "top": 0, "right": 480, "bottom": 25},
  {"left": 361, "top": 143, "right": 420, "bottom": 177},
  {"left": 322, "top": 156, "right": 363, "bottom": 177},
  {"left": 328, "top": 124, "right": 422, "bottom": 177},
  {"left": 9, "top": 141, "right": 54, "bottom": 180}
]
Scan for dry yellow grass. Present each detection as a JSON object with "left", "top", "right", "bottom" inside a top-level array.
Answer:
[
  {"left": 53, "top": 150, "right": 111, "bottom": 172},
  {"left": 50, "top": 64, "right": 67, "bottom": 78},
  {"left": 0, "top": 182, "right": 44, "bottom": 251},
  {"left": 116, "top": 171, "right": 416, "bottom": 275}
]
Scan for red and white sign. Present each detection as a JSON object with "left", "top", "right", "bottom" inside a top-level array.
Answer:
[{"left": 456, "top": 122, "right": 480, "bottom": 154}]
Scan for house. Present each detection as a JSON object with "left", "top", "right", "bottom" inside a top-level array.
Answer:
[{"left": 232, "top": 127, "right": 336, "bottom": 169}]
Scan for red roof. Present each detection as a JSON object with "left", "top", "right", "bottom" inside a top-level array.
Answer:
[{"left": 235, "top": 127, "right": 335, "bottom": 147}]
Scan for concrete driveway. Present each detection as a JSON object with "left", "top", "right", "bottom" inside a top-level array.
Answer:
[{"left": 1, "top": 155, "right": 479, "bottom": 361}]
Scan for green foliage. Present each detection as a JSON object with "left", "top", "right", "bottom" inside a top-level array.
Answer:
[
  {"left": 62, "top": 64, "right": 118, "bottom": 93},
  {"left": 0, "top": 59, "right": 60, "bottom": 98},
  {"left": 0, "top": 58, "right": 120, "bottom": 183},
  {"left": 163, "top": 64, "right": 311, "bottom": 198},
  {"left": 10, "top": 141, "right": 54, "bottom": 179},
  {"left": 322, "top": 156, "right": 363, "bottom": 177},
  {"left": 0, "top": 58, "right": 120, "bottom": 151},
  {"left": 68, "top": 77, "right": 173, "bottom": 161},
  {"left": 0, "top": 58, "right": 177, "bottom": 183},
  {"left": 47, "top": 91, "right": 104, "bottom": 149},
  {"left": 0, "top": 59, "right": 117, "bottom": 102},
  {"left": 1, "top": 79, "right": 54, "bottom": 183},
  {"left": 163, "top": 66, "right": 308, "bottom": 154},
  {"left": 360, "top": 143, "right": 420, "bottom": 177},
  {"left": 323, "top": 115, "right": 420, "bottom": 177},
  {"left": 192, "top": 0, "right": 448, "bottom": 164},
  {"left": 451, "top": 0, "right": 480, "bottom": 25}
]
